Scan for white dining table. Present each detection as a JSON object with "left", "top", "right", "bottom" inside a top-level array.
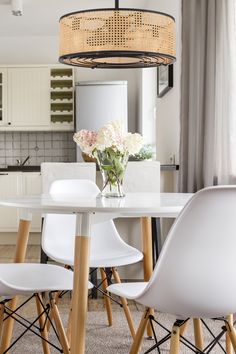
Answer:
[{"left": 0, "top": 192, "right": 193, "bottom": 354}]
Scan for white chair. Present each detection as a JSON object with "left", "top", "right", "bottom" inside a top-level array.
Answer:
[
  {"left": 42, "top": 179, "right": 143, "bottom": 338},
  {"left": 0, "top": 263, "right": 92, "bottom": 354},
  {"left": 40, "top": 162, "right": 96, "bottom": 263},
  {"left": 41, "top": 162, "right": 96, "bottom": 194},
  {"left": 107, "top": 186, "right": 236, "bottom": 353}
]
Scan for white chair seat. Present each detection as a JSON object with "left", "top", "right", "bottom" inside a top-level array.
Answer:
[
  {"left": 90, "top": 247, "right": 143, "bottom": 268},
  {"left": 107, "top": 282, "right": 148, "bottom": 299},
  {"left": 47, "top": 242, "right": 143, "bottom": 268},
  {"left": 0, "top": 263, "right": 93, "bottom": 296}
]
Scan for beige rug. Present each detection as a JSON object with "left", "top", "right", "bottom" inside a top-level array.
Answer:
[{"left": 8, "top": 298, "right": 228, "bottom": 354}]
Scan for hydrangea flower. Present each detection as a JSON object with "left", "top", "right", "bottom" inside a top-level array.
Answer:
[{"left": 73, "top": 120, "right": 143, "bottom": 157}]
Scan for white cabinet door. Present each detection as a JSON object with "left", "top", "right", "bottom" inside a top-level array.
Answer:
[
  {"left": 0, "top": 173, "right": 21, "bottom": 231},
  {"left": 22, "top": 172, "right": 42, "bottom": 232},
  {"left": 8, "top": 68, "right": 50, "bottom": 127},
  {"left": 0, "top": 69, "right": 7, "bottom": 126}
]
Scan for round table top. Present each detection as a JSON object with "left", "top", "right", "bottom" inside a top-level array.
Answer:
[{"left": 0, "top": 192, "right": 193, "bottom": 218}]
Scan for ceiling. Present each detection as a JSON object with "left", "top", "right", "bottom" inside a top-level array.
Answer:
[{"left": 0, "top": 0, "right": 149, "bottom": 37}]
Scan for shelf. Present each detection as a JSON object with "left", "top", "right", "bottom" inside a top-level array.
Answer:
[
  {"left": 51, "top": 114, "right": 73, "bottom": 123},
  {"left": 50, "top": 88, "right": 73, "bottom": 92},
  {"left": 50, "top": 111, "right": 73, "bottom": 115},
  {"left": 51, "top": 68, "right": 73, "bottom": 78},
  {"left": 50, "top": 99, "right": 73, "bottom": 104},
  {"left": 51, "top": 103, "right": 73, "bottom": 112},
  {"left": 51, "top": 80, "right": 73, "bottom": 89},
  {"left": 51, "top": 91, "right": 73, "bottom": 100},
  {"left": 50, "top": 77, "right": 73, "bottom": 81},
  {"left": 50, "top": 68, "right": 74, "bottom": 126}
]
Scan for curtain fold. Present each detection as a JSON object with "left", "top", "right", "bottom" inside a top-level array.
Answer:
[{"left": 179, "top": 0, "right": 236, "bottom": 192}]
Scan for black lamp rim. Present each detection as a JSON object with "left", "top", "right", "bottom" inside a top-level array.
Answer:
[
  {"left": 59, "top": 50, "right": 176, "bottom": 69},
  {"left": 59, "top": 50, "right": 176, "bottom": 61},
  {"left": 59, "top": 8, "right": 175, "bottom": 22}
]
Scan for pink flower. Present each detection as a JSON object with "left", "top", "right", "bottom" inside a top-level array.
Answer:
[{"left": 73, "top": 130, "right": 98, "bottom": 156}]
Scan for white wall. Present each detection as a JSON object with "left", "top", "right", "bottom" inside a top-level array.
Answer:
[
  {"left": 145, "top": 0, "right": 182, "bottom": 164},
  {"left": 139, "top": 68, "right": 157, "bottom": 146},
  {"left": 0, "top": 36, "right": 59, "bottom": 65}
]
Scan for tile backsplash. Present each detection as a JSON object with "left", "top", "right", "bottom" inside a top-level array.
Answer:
[{"left": 0, "top": 132, "right": 76, "bottom": 167}]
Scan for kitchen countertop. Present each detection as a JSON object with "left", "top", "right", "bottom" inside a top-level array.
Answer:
[
  {"left": 0, "top": 165, "right": 41, "bottom": 172},
  {"left": 0, "top": 164, "right": 179, "bottom": 173}
]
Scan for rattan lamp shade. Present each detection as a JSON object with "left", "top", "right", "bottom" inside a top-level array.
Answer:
[{"left": 59, "top": 8, "right": 176, "bottom": 69}]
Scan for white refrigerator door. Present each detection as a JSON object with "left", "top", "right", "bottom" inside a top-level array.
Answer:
[{"left": 75, "top": 81, "right": 128, "bottom": 161}]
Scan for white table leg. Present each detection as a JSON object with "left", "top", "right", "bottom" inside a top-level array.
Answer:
[
  {"left": 71, "top": 213, "right": 91, "bottom": 354},
  {"left": 0, "top": 210, "right": 32, "bottom": 353}
]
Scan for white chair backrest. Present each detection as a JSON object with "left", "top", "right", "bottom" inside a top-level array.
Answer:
[
  {"left": 41, "top": 162, "right": 96, "bottom": 194},
  {"left": 42, "top": 179, "right": 130, "bottom": 263},
  {"left": 123, "top": 161, "right": 160, "bottom": 193},
  {"left": 137, "top": 186, "right": 236, "bottom": 318}
]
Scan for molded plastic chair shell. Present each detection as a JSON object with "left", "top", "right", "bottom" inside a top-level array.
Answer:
[
  {"left": 41, "top": 162, "right": 96, "bottom": 194},
  {"left": 0, "top": 263, "right": 93, "bottom": 297},
  {"left": 108, "top": 186, "right": 236, "bottom": 318},
  {"left": 42, "top": 179, "right": 143, "bottom": 268}
]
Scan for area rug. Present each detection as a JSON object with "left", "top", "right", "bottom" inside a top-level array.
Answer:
[{"left": 9, "top": 309, "right": 228, "bottom": 353}]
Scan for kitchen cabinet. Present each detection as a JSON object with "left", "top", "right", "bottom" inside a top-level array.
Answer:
[
  {"left": 0, "top": 66, "right": 74, "bottom": 131},
  {"left": 0, "top": 69, "right": 7, "bottom": 126},
  {"left": 0, "top": 172, "right": 42, "bottom": 232},
  {"left": 0, "top": 173, "right": 22, "bottom": 231},
  {"left": 22, "top": 172, "right": 42, "bottom": 232},
  {"left": 8, "top": 68, "right": 50, "bottom": 128}
]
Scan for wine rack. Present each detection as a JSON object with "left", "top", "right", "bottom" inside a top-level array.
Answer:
[{"left": 50, "top": 68, "right": 74, "bottom": 126}]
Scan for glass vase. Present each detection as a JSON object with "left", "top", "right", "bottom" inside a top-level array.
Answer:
[{"left": 96, "top": 149, "right": 129, "bottom": 198}]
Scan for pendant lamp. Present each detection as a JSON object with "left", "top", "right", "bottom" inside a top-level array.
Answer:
[{"left": 59, "top": 0, "right": 176, "bottom": 69}]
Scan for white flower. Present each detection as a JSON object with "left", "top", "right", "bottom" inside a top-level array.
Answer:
[
  {"left": 124, "top": 133, "right": 144, "bottom": 155},
  {"left": 73, "top": 120, "right": 144, "bottom": 157},
  {"left": 95, "top": 120, "right": 125, "bottom": 152}
]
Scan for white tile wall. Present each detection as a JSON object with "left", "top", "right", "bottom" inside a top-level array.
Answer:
[{"left": 0, "top": 132, "right": 76, "bottom": 167}]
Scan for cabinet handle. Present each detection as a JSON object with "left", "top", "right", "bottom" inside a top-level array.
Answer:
[
  {"left": 8, "top": 122, "right": 11, "bottom": 125},
  {"left": 0, "top": 173, "right": 8, "bottom": 175}
]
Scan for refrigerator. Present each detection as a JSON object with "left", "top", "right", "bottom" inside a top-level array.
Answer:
[{"left": 75, "top": 81, "right": 128, "bottom": 161}]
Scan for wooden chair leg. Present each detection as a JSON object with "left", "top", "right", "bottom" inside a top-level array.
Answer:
[
  {"left": 35, "top": 294, "right": 50, "bottom": 354},
  {"left": 170, "top": 323, "right": 180, "bottom": 354},
  {"left": 225, "top": 320, "right": 236, "bottom": 353},
  {"left": 50, "top": 296, "right": 70, "bottom": 354},
  {"left": 112, "top": 267, "right": 136, "bottom": 339},
  {"left": 193, "top": 318, "right": 204, "bottom": 351},
  {"left": 66, "top": 304, "right": 72, "bottom": 347},
  {"left": 100, "top": 268, "right": 113, "bottom": 326},
  {"left": 0, "top": 304, "right": 5, "bottom": 342},
  {"left": 226, "top": 315, "right": 234, "bottom": 354},
  {"left": 46, "top": 291, "right": 61, "bottom": 331},
  {"left": 179, "top": 319, "right": 189, "bottom": 336},
  {"left": 130, "top": 308, "right": 151, "bottom": 354}
]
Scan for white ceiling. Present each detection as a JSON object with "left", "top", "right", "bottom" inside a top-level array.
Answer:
[{"left": 0, "top": 0, "right": 149, "bottom": 37}]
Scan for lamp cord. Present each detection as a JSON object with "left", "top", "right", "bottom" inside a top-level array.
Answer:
[{"left": 115, "top": 0, "right": 119, "bottom": 9}]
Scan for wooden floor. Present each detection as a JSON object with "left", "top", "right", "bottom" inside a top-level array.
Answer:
[{"left": 0, "top": 245, "right": 41, "bottom": 263}]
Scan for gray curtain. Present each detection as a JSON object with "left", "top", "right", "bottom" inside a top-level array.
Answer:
[{"left": 179, "top": 0, "right": 235, "bottom": 192}]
